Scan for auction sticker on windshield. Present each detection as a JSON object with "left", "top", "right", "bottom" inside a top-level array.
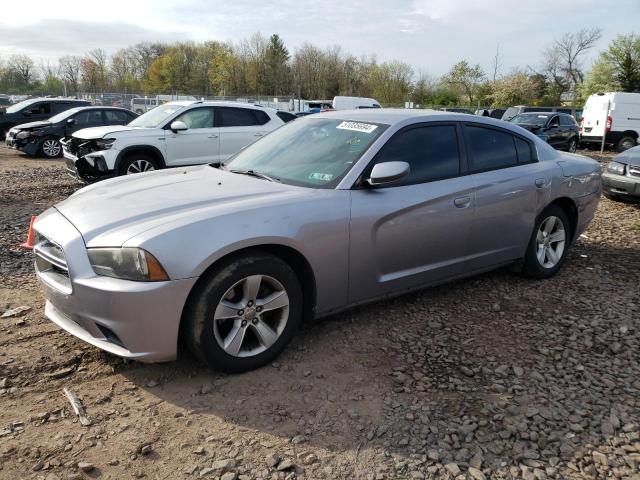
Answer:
[{"left": 336, "top": 121, "right": 378, "bottom": 133}]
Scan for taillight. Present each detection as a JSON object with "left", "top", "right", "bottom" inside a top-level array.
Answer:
[{"left": 605, "top": 115, "right": 612, "bottom": 132}]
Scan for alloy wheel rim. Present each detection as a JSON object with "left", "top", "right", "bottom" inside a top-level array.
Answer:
[
  {"left": 43, "top": 140, "right": 61, "bottom": 157},
  {"left": 126, "top": 159, "right": 155, "bottom": 174},
  {"left": 213, "top": 274, "right": 289, "bottom": 357},
  {"left": 535, "top": 215, "right": 566, "bottom": 269},
  {"left": 569, "top": 140, "right": 577, "bottom": 153}
]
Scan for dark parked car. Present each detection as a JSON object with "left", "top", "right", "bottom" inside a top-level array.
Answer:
[
  {"left": 6, "top": 107, "right": 136, "bottom": 158},
  {"left": 509, "top": 112, "right": 579, "bottom": 152},
  {"left": 602, "top": 145, "right": 640, "bottom": 202},
  {"left": 0, "top": 98, "right": 90, "bottom": 141},
  {"left": 502, "top": 105, "right": 583, "bottom": 122},
  {"left": 476, "top": 108, "right": 506, "bottom": 119},
  {"left": 439, "top": 107, "right": 474, "bottom": 115}
]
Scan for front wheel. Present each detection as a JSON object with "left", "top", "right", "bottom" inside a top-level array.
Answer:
[
  {"left": 183, "top": 253, "right": 303, "bottom": 373},
  {"left": 118, "top": 154, "right": 158, "bottom": 176},
  {"left": 522, "top": 205, "right": 570, "bottom": 279},
  {"left": 40, "top": 137, "right": 62, "bottom": 158}
]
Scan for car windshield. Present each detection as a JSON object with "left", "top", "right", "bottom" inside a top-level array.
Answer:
[
  {"left": 224, "top": 117, "right": 388, "bottom": 188},
  {"left": 5, "top": 98, "right": 39, "bottom": 113},
  {"left": 128, "top": 104, "right": 183, "bottom": 128},
  {"left": 510, "top": 113, "right": 550, "bottom": 126},
  {"left": 47, "top": 108, "right": 82, "bottom": 123}
]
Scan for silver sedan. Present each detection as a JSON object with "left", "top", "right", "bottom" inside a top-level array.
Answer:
[{"left": 33, "top": 110, "right": 602, "bottom": 372}]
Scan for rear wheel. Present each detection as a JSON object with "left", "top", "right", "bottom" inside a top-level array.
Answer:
[
  {"left": 567, "top": 137, "right": 577, "bottom": 153},
  {"left": 118, "top": 153, "right": 158, "bottom": 176},
  {"left": 40, "top": 137, "right": 62, "bottom": 158},
  {"left": 522, "top": 205, "right": 570, "bottom": 279},
  {"left": 617, "top": 136, "right": 636, "bottom": 152},
  {"left": 183, "top": 253, "right": 303, "bottom": 373}
]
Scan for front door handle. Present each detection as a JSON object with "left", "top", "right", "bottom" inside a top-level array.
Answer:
[
  {"left": 454, "top": 196, "right": 471, "bottom": 208},
  {"left": 208, "top": 135, "right": 218, "bottom": 139},
  {"left": 254, "top": 133, "right": 264, "bottom": 137}
]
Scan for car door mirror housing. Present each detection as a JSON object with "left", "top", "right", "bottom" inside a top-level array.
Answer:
[
  {"left": 170, "top": 120, "right": 188, "bottom": 132},
  {"left": 367, "top": 161, "right": 410, "bottom": 186},
  {"left": 66, "top": 118, "right": 76, "bottom": 125}
]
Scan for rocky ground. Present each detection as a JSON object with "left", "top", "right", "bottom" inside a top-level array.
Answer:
[{"left": 0, "top": 145, "right": 638, "bottom": 480}]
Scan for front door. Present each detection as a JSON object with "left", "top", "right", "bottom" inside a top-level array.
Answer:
[
  {"left": 348, "top": 123, "right": 474, "bottom": 303},
  {"left": 164, "top": 107, "right": 219, "bottom": 166}
]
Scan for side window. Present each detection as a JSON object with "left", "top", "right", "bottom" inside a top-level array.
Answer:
[
  {"left": 548, "top": 116, "right": 560, "bottom": 127},
  {"left": 174, "top": 107, "right": 214, "bottom": 129},
  {"left": 276, "top": 111, "right": 296, "bottom": 123},
  {"left": 515, "top": 137, "right": 533, "bottom": 164},
  {"left": 559, "top": 115, "right": 574, "bottom": 126},
  {"left": 105, "top": 110, "right": 129, "bottom": 123},
  {"left": 373, "top": 125, "right": 460, "bottom": 186},
  {"left": 29, "top": 102, "right": 51, "bottom": 115},
  {"left": 219, "top": 107, "right": 260, "bottom": 127},
  {"left": 74, "top": 110, "right": 102, "bottom": 125},
  {"left": 466, "top": 125, "right": 517, "bottom": 172},
  {"left": 253, "top": 110, "right": 270, "bottom": 125}
]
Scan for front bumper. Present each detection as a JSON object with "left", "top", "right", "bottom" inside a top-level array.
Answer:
[
  {"left": 63, "top": 148, "right": 117, "bottom": 182},
  {"left": 34, "top": 208, "right": 198, "bottom": 362},
  {"left": 6, "top": 134, "right": 40, "bottom": 155},
  {"left": 602, "top": 171, "right": 640, "bottom": 199}
]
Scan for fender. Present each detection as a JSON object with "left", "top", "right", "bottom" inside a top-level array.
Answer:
[{"left": 115, "top": 145, "right": 166, "bottom": 170}]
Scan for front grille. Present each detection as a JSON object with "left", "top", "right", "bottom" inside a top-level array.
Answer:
[
  {"left": 34, "top": 233, "right": 72, "bottom": 293},
  {"left": 629, "top": 165, "right": 640, "bottom": 178}
]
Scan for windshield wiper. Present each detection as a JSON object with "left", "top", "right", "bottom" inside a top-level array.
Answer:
[{"left": 229, "top": 169, "right": 280, "bottom": 182}]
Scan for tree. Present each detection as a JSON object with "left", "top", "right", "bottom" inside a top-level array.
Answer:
[
  {"left": 368, "top": 60, "right": 413, "bottom": 105},
  {"left": 265, "top": 34, "right": 290, "bottom": 95},
  {"left": 489, "top": 71, "right": 540, "bottom": 107},
  {"left": 603, "top": 33, "right": 640, "bottom": 92},
  {"left": 491, "top": 43, "right": 503, "bottom": 81},
  {"left": 579, "top": 55, "right": 619, "bottom": 100},
  {"left": 88, "top": 48, "right": 108, "bottom": 92},
  {"left": 442, "top": 60, "right": 486, "bottom": 105},
  {"left": 8, "top": 54, "right": 35, "bottom": 87},
  {"left": 58, "top": 55, "right": 83, "bottom": 95}
]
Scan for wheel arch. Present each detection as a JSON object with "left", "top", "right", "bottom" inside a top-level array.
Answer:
[
  {"left": 621, "top": 129, "right": 639, "bottom": 140},
  {"left": 548, "top": 197, "right": 578, "bottom": 242},
  {"left": 115, "top": 145, "right": 166, "bottom": 171},
  {"left": 178, "top": 244, "right": 318, "bottom": 341}
]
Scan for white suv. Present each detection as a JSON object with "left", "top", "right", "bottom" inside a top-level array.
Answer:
[{"left": 62, "top": 101, "right": 285, "bottom": 181}]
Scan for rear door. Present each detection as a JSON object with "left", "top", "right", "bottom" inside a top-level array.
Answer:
[
  {"left": 348, "top": 123, "right": 475, "bottom": 303},
  {"left": 163, "top": 107, "right": 219, "bottom": 166},
  {"left": 217, "top": 107, "right": 267, "bottom": 161},
  {"left": 463, "top": 123, "right": 549, "bottom": 271},
  {"left": 25, "top": 101, "right": 53, "bottom": 122},
  {"left": 104, "top": 109, "right": 133, "bottom": 126},
  {"left": 67, "top": 109, "right": 103, "bottom": 135}
]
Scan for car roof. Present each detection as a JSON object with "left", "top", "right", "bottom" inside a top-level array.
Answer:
[{"left": 166, "top": 100, "right": 276, "bottom": 112}]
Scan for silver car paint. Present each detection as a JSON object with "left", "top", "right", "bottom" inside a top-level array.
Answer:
[{"left": 34, "top": 110, "right": 602, "bottom": 362}]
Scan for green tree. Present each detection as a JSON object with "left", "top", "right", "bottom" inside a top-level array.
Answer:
[
  {"left": 442, "top": 60, "right": 486, "bottom": 105},
  {"left": 265, "top": 34, "right": 290, "bottom": 95},
  {"left": 603, "top": 33, "right": 640, "bottom": 92}
]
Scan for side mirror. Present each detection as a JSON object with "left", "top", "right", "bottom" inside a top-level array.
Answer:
[
  {"left": 367, "top": 161, "right": 410, "bottom": 186},
  {"left": 66, "top": 118, "right": 76, "bottom": 125},
  {"left": 23, "top": 111, "right": 32, "bottom": 117},
  {"left": 170, "top": 120, "right": 188, "bottom": 132}
]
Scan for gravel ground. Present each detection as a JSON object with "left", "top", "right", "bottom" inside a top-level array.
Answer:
[{"left": 0, "top": 145, "right": 639, "bottom": 480}]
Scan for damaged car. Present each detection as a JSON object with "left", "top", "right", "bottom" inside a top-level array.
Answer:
[
  {"left": 63, "top": 100, "right": 284, "bottom": 182},
  {"left": 6, "top": 106, "right": 136, "bottom": 158}
]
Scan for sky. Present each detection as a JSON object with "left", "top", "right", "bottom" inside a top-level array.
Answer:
[{"left": 1, "top": 0, "right": 638, "bottom": 76}]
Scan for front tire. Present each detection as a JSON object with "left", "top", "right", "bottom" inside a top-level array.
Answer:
[
  {"left": 183, "top": 253, "right": 303, "bottom": 373},
  {"left": 522, "top": 205, "right": 570, "bottom": 279},
  {"left": 40, "top": 137, "right": 62, "bottom": 158},
  {"left": 118, "top": 154, "right": 158, "bottom": 176}
]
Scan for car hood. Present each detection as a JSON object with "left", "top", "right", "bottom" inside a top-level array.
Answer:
[
  {"left": 614, "top": 145, "right": 640, "bottom": 167},
  {"left": 55, "top": 165, "right": 311, "bottom": 247},
  {"left": 11, "top": 120, "right": 51, "bottom": 131},
  {"left": 72, "top": 125, "right": 144, "bottom": 140}
]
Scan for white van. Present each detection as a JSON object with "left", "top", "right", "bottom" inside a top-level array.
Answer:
[
  {"left": 580, "top": 92, "right": 640, "bottom": 151},
  {"left": 332, "top": 96, "right": 381, "bottom": 110}
]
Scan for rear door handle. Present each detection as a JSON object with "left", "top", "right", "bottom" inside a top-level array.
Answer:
[
  {"left": 254, "top": 133, "right": 264, "bottom": 137},
  {"left": 454, "top": 196, "right": 471, "bottom": 208},
  {"left": 208, "top": 135, "right": 218, "bottom": 139}
]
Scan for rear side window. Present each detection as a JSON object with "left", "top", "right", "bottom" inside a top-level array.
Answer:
[
  {"left": 515, "top": 137, "right": 533, "bottom": 163},
  {"left": 29, "top": 102, "right": 51, "bottom": 115},
  {"left": 105, "top": 110, "right": 130, "bottom": 123},
  {"left": 253, "top": 110, "right": 270, "bottom": 125},
  {"left": 466, "top": 125, "right": 517, "bottom": 172},
  {"left": 218, "top": 107, "right": 260, "bottom": 127},
  {"left": 559, "top": 115, "right": 575, "bottom": 126},
  {"left": 373, "top": 125, "right": 460, "bottom": 186},
  {"left": 276, "top": 111, "right": 296, "bottom": 123}
]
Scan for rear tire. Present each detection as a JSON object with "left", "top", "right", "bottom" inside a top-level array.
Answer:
[
  {"left": 616, "top": 136, "right": 636, "bottom": 152},
  {"left": 183, "top": 253, "right": 303, "bottom": 373},
  {"left": 567, "top": 137, "right": 577, "bottom": 153},
  {"left": 522, "top": 205, "right": 571, "bottom": 279},
  {"left": 118, "top": 153, "right": 158, "bottom": 176}
]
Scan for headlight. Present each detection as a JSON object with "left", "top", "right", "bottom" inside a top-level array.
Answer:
[
  {"left": 606, "top": 161, "right": 626, "bottom": 175},
  {"left": 16, "top": 131, "right": 31, "bottom": 139},
  {"left": 87, "top": 248, "right": 169, "bottom": 282},
  {"left": 96, "top": 138, "right": 116, "bottom": 150}
]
